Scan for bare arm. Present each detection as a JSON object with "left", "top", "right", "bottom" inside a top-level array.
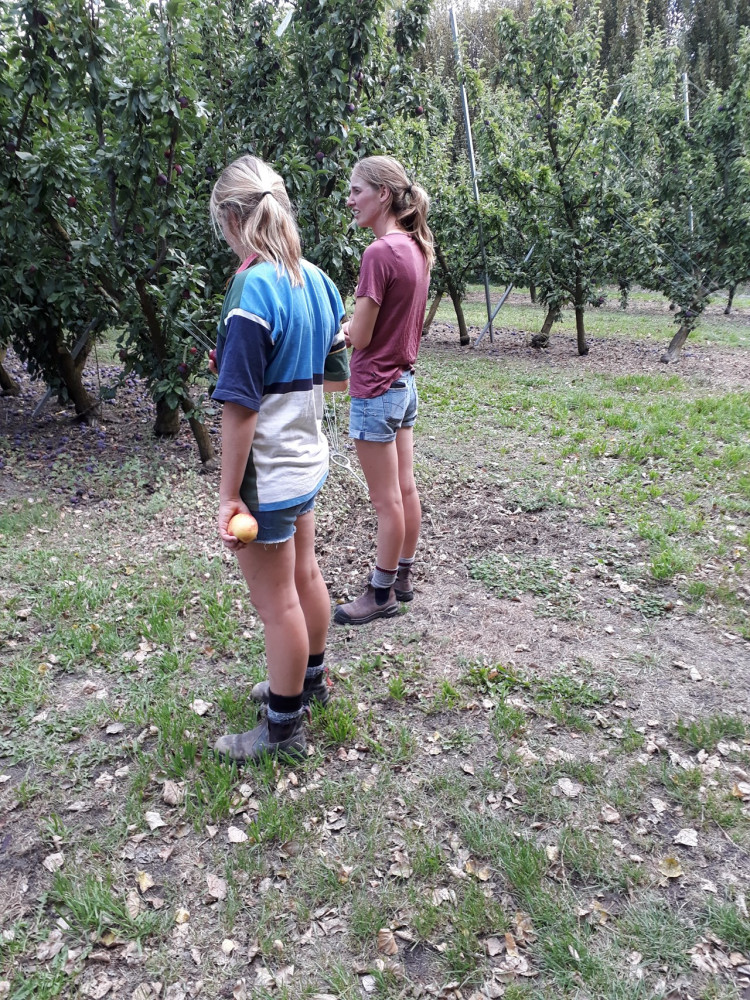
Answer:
[
  {"left": 344, "top": 295, "right": 380, "bottom": 350},
  {"left": 323, "top": 378, "right": 349, "bottom": 393},
  {"left": 219, "top": 401, "right": 258, "bottom": 549}
]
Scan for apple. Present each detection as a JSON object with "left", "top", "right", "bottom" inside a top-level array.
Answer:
[
  {"left": 315, "top": 150, "right": 325, "bottom": 162},
  {"left": 346, "top": 102, "right": 356, "bottom": 113},
  {"left": 67, "top": 195, "right": 77, "bottom": 207},
  {"left": 189, "top": 345, "right": 198, "bottom": 355},
  {"left": 5, "top": 141, "right": 17, "bottom": 153},
  {"left": 178, "top": 96, "right": 189, "bottom": 109},
  {"left": 416, "top": 106, "right": 424, "bottom": 115},
  {"left": 165, "top": 148, "right": 173, "bottom": 159},
  {"left": 177, "top": 362, "right": 189, "bottom": 378},
  {"left": 182, "top": 288, "right": 191, "bottom": 299},
  {"left": 156, "top": 172, "right": 168, "bottom": 186},
  {"left": 209, "top": 348, "right": 217, "bottom": 364},
  {"left": 228, "top": 512, "right": 258, "bottom": 543},
  {"left": 174, "top": 163, "right": 183, "bottom": 175},
  {"left": 134, "top": 224, "right": 145, "bottom": 234}
]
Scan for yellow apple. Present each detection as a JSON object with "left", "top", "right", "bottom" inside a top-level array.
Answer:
[{"left": 227, "top": 512, "right": 258, "bottom": 543}]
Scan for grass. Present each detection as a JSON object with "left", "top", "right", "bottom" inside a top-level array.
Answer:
[
  {"left": 1, "top": 293, "right": 749, "bottom": 998},
  {"left": 432, "top": 282, "right": 750, "bottom": 350}
]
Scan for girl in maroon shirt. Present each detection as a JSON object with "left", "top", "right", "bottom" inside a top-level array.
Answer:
[{"left": 334, "top": 156, "right": 434, "bottom": 625}]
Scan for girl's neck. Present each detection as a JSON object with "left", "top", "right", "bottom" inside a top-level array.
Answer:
[{"left": 371, "top": 214, "right": 404, "bottom": 240}]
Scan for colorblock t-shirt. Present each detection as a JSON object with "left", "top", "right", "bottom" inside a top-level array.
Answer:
[
  {"left": 350, "top": 232, "right": 430, "bottom": 398},
  {"left": 213, "top": 259, "right": 348, "bottom": 510}
]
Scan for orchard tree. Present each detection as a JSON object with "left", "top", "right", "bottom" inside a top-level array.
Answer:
[
  {"left": 0, "top": 0, "right": 219, "bottom": 462},
  {"left": 491, "top": 0, "right": 627, "bottom": 355},
  {"left": 618, "top": 31, "right": 750, "bottom": 361}
]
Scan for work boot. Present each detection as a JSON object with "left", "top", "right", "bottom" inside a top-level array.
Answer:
[
  {"left": 395, "top": 565, "right": 414, "bottom": 602},
  {"left": 333, "top": 583, "right": 399, "bottom": 625},
  {"left": 251, "top": 668, "right": 331, "bottom": 708},
  {"left": 214, "top": 711, "right": 308, "bottom": 764}
]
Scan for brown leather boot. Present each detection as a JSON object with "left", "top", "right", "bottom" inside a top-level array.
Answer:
[
  {"left": 251, "top": 668, "right": 331, "bottom": 708},
  {"left": 333, "top": 583, "right": 399, "bottom": 625},
  {"left": 395, "top": 565, "right": 414, "bottom": 602},
  {"left": 214, "top": 712, "right": 307, "bottom": 764}
]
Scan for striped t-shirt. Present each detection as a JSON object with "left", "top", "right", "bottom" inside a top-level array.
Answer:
[{"left": 213, "top": 259, "right": 348, "bottom": 511}]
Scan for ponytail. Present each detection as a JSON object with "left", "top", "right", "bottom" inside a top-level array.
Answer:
[
  {"left": 351, "top": 155, "right": 434, "bottom": 269},
  {"left": 210, "top": 155, "right": 304, "bottom": 286}
]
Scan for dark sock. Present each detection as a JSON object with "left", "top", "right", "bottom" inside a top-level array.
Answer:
[
  {"left": 305, "top": 652, "right": 325, "bottom": 682},
  {"left": 267, "top": 690, "right": 303, "bottom": 720}
]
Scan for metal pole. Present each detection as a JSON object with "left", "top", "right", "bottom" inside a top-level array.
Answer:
[
  {"left": 682, "top": 72, "right": 694, "bottom": 235},
  {"left": 449, "top": 6, "right": 493, "bottom": 341},
  {"left": 473, "top": 244, "right": 535, "bottom": 347}
]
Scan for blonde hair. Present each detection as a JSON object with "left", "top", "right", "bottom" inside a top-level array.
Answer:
[
  {"left": 209, "top": 155, "right": 304, "bottom": 287},
  {"left": 351, "top": 155, "right": 434, "bottom": 269}
]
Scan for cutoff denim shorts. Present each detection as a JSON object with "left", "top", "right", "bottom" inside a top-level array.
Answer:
[
  {"left": 251, "top": 493, "right": 317, "bottom": 545},
  {"left": 349, "top": 371, "right": 418, "bottom": 443}
]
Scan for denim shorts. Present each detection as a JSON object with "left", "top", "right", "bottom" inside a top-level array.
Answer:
[
  {"left": 349, "top": 371, "right": 418, "bottom": 443},
  {"left": 250, "top": 493, "right": 317, "bottom": 545}
]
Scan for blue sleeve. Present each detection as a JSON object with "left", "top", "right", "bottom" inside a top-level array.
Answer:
[{"left": 213, "top": 310, "right": 274, "bottom": 411}]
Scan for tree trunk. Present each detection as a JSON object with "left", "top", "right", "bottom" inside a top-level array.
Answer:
[
  {"left": 180, "top": 395, "right": 217, "bottom": 470},
  {"left": 574, "top": 272, "right": 589, "bottom": 356},
  {"left": 154, "top": 396, "right": 180, "bottom": 436},
  {"left": 725, "top": 284, "right": 736, "bottom": 315},
  {"left": 423, "top": 287, "right": 444, "bottom": 335},
  {"left": 660, "top": 321, "right": 693, "bottom": 363},
  {"left": 531, "top": 307, "right": 559, "bottom": 348},
  {"left": 529, "top": 281, "right": 537, "bottom": 304},
  {"left": 0, "top": 347, "right": 20, "bottom": 396},
  {"left": 56, "top": 337, "right": 100, "bottom": 421},
  {"left": 434, "top": 244, "right": 469, "bottom": 346},
  {"left": 575, "top": 306, "right": 588, "bottom": 356}
]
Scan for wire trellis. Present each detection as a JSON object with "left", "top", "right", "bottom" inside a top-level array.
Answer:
[{"left": 323, "top": 392, "right": 368, "bottom": 492}]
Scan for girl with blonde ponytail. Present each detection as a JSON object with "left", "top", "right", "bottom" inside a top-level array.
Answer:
[
  {"left": 333, "top": 155, "right": 434, "bottom": 626},
  {"left": 209, "top": 155, "right": 349, "bottom": 763}
]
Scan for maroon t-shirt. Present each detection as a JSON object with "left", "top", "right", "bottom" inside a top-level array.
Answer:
[{"left": 350, "top": 232, "right": 430, "bottom": 398}]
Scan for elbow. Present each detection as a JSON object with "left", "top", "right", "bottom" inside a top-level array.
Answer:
[{"left": 324, "top": 379, "right": 349, "bottom": 394}]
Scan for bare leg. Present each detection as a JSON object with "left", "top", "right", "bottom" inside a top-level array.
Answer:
[
  {"left": 395, "top": 426, "right": 420, "bottom": 560},
  {"left": 354, "top": 439, "right": 404, "bottom": 570},
  {"left": 235, "top": 538, "right": 307, "bottom": 696},
  {"left": 293, "top": 509, "right": 329, "bottom": 656}
]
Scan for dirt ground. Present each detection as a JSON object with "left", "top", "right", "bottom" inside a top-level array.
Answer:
[{"left": 1, "top": 325, "right": 749, "bottom": 999}]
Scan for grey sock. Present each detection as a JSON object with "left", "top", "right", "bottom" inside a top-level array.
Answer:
[{"left": 371, "top": 566, "right": 397, "bottom": 589}]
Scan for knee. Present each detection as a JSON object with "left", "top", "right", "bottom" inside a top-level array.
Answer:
[{"left": 249, "top": 586, "right": 299, "bottom": 627}]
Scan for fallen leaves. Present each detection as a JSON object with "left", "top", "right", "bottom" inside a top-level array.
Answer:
[
  {"left": 144, "top": 811, "right": 165, "bottom": 831},
  {"left": 658, "top": 856, "right": 684, "bottom": 881},
  {"left": 600, "top": 804, "right": 621, "bottom": 824},
  {"left": 42, "top": 852, "right": 64, "bottom": 872},
  {"left": 206, "top": 874, "right": 228, "bottom": 901},
  {"left": 673, "top": 827, "right": 699, "bottom": 848},
  {"left": 377, "top": 928, "right": 398, "bottom": 955}
]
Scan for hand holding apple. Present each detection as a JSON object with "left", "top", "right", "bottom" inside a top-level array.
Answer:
[{"left": 228, "top": 512, "right": 258, "bottom": 543}]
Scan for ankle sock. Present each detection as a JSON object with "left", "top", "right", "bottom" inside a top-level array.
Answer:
[
  {"left": 267, "top": 690, "right": 304, "bottom": 725},
  {"left": 398, "top": 557, "right": 415, "bottom": 571},
  {"left": 371, "top": 565, "right": 397, "bottom": 589},
  {"left": 305, "top": 652, "right": 325, "bottom": 682}
]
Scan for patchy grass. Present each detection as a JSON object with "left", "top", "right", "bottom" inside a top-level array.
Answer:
[{"left": 2, "top": 323, "right": 750, "bottom": 999}]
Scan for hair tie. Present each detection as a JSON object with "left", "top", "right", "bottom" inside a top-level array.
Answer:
[{"left": 259, "top": 190, "right": 273, "bottom": 199}]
